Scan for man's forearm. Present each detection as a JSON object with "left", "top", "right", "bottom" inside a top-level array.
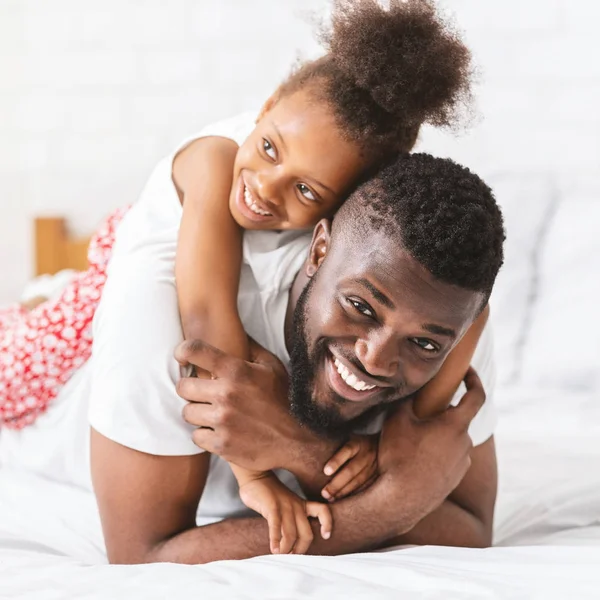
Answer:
[
  {"left": 141, "top": 473, "right": 420, "bottom": 565},
  {"left": 137, "top": 487, "right": 488, "bottom": 565},
  {"left": 387, "top": 498, "right": 492, "bottom": 548}
]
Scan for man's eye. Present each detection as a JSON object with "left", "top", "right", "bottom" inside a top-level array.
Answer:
[
  {"left": 297, "top": 183, "right": 317, "bottom": 202},
  {"left": 411, "top": 338, "right": 438, "bottom": 352},
  {"left": 263, "top": 139, "right": 276, "bottom": 160},
  {"left": 349, "top": 299, "right": 375, "bottom": 319}
]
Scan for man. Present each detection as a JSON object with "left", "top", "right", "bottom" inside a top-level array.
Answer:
[{"left": 90, "top": 152, "right": 504, "bottom": 564}]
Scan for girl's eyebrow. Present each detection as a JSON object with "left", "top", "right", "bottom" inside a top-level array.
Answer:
[
  {"left": 272, "top": 120, "right": 336, "bottom": 196},
  {"left": 272, "top": 122, "right": 288, "bottom": 153}
]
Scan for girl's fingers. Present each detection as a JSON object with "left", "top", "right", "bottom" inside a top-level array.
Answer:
[
  {"left": 292, "top": 510, "right": 314, "bottom": 555},
  {"left": 331, "top": 463, "right": 376, "bottom": 500},
  {"left": 305, "top": 501, "right": 333, "bottom": 541},
  {"left": 279, "top": 506, "right": 297, "bottom": 555},
  {"left": 266, "top": 509, "right": 282, "bottom": 555},
  {"left": 323, "top": 441, "right": 360, "bottom": 477},
  {"left": 322, "top": 457, "right": 367, "bottom": 501},
  {"left": 353, "top": 472, "right": 378, "bottom": 496}
]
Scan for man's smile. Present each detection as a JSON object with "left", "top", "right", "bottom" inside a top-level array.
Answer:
[{"left": 324, "top": 349, "right": 387, "bottom": 403}]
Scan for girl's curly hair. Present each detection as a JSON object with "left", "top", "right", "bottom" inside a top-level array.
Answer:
[{"left": 281, "top": 0, "right": 473, "bottom": 157}]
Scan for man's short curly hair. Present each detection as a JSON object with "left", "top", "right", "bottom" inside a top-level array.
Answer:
[
  {"left": 280, "top": 0, "right": 473, "bottom": 158},
  {"left": 334, "top": 153, "right": 505, "bottom": 300}
]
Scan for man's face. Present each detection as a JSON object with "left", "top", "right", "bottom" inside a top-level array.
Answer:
[{"left": 288, "top": 220, "right": 485, "bottom": 437}]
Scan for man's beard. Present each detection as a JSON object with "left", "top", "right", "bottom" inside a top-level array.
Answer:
[{"left": 288, "top": 275, "right": 382, "bottom": 439}]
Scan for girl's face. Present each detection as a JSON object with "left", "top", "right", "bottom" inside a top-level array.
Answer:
[{"left": 229, "top": 88, "right": 368, "bottom": 231}]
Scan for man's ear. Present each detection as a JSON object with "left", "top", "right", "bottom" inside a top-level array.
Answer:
[
  {"left": 256, "top": 90, "right": 280, "bottom": 123},
  {"left": 306, "top": 219, "right": 331, "bottom": 278}
]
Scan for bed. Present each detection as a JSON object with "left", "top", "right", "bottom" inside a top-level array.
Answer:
[
  {"left": 34, "top": 216, "right": 91, "bottom": 276},
  {"left": 1, "top": 177, "right": 599, "bottom": 598}
]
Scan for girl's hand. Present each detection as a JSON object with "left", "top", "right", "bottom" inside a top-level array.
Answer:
[
  {"left": 239, "top": 473, "right": 332, "bottom": 555},
  {"left": 321, "top": 435, "right": 379, "bottom": 502}
]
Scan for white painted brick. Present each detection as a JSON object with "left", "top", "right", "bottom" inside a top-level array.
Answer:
[
  {"left": 21, "top": 0, "right": 189, "bottom": 48},
  {"left": 118, "top": 0, "right": 189, "bottom": 46},
  {"left": 472, "top": 33, "right": 600, "bottom": 79},
  {"left": 10, "top": 93, "right": 67, "bottom": 132},
  {"left": 139, "top": 51, "right": 210, "bottom": 86},
  {"left": 17, "top": 50, "right": 138, "bottom": 87},
  {"left": 1, "top": 0, "right": 600, "bottom": 302},
  {"left": 0, "top": 136, "right": 51, "bottom": 173},
  {"left": 561, "top": 0, "right": 600, "bottom": 32},
  {"left": 53, "top": 133, "right": 162, "bottom": 172},
  {"left": 63, "top": 94, "right": 124, "bottom": 132},
  {"left": 126, "top": 89, "right": 215, "bottom": 134},
  {"left": 0, "top": 5, "right": 24, "bottom": 50},
  {"left": 478, "top": 80, "right": 600, "bottom": 127},
  {"left": 442, "top": 0, "right": 563, "bottom": 31}
]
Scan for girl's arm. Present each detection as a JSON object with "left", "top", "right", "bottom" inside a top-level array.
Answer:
[
  {"left": 173, "top": 136, "right": 328, "bottom": 553},
  {"left": 172, "top": 136, "right": 250, "bottom": 360},
  {"left": 413, "top": 304, "right": 490, "bottom": 419}
]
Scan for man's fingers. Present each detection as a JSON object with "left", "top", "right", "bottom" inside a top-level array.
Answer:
[
  {"left": 175, "top": 339, "right": 238, "bottom": 379},
  {"left": 181, "top": 395, "right": 217, "bottom": 427},
  {"left": 463, "top": 366, "right": 483, "bottom": 392},
  {"left": 323, "top": 441, "right": 360, "bottom": 477},
  {"left": 176, "top": 375, "right": 221, "bottom": 405},
  {"left": 266, "top": 510, "right": 282, "bottom": 555},
  {"left": 449, "top": 367, "right": 486, "bottom": 426},
  {"left": 248, "top": 337, "right": 285, "bottom": 372},
  {"left": 190, "top": 427, "right": 215, "bottom": 453},
  {"left": 305, "top": 501, "right": 332, "bottom": 541}
]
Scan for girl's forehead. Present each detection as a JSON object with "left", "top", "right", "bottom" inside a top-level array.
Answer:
[{"left": 261, "top": 91, "right": 367, "bottom": 191}]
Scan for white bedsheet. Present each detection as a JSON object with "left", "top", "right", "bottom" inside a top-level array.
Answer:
[{"left": 1, "top": 385, "right": 598, "bottom": 599}]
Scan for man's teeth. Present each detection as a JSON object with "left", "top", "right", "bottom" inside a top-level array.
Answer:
[
  {"left": 333, "top": 357, "right": 376, "bottom": 392},
  {"left": 244, "top": 186, "right": 271, "bottom": 216}
]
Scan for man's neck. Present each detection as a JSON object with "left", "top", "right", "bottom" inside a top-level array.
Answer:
[{"left": 284, "top": 262, "right": 310, "bottom": 355}]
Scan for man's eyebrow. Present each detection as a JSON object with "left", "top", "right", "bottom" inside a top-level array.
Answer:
[
  {"left": 422, "top": 323, "right": 457, "bottom": 339},
  {"left": 357, "top": 278, "right": 395, "bottom": 309}
]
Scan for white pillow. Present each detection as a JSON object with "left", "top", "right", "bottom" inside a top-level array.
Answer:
[
  {"left": 20, "top": 269, "right": 77, "bottom": 304},
  {"left": 487, "top": 174, "right": 556, "bottom": 386},
  {"left": 521, "top": 178, "right": 600, "bottom": 391}
]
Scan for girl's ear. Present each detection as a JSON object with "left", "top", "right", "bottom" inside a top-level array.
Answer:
[
  {"left": 306, "top": 219, "right": 331, "bottom": 277},
  {"left": 256, "top": 89, "right": 281, "bottom": 123}
]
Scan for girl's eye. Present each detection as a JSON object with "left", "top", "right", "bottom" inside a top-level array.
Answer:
[
  {"left": 411, "top": 338, "right": 439, "bottom": 353},
  {"left": 297, "top": 183, "right": 317, "bottom": 202},
  {"left": 349, "top": 298, "right": 375, "bottom": 319},
  {"left": 263, "top": 139, "right": 276, "bottom": 160}
]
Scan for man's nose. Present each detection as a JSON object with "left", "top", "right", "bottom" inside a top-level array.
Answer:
[{"left": 355, "top": 332, "right": 400, "bottom": 379}]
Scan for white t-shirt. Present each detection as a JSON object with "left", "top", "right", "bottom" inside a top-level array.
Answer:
[{"left": 0, "top": 112, "right": 497, "bottom": 522}]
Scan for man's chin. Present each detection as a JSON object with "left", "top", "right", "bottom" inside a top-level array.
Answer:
[
  {"left": 289, "top": 396, "right": 350, "bottom": 440},
  {"left": 289, "top": 385, "right": 380, "bottom": 440}
]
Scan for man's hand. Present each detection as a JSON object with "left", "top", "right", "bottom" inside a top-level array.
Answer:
[
  {"left": 376, "top": 367, "right": 485, "bottom": 530},
  {"left": 175, "top": 338, "right": 330, "bottom": 474}
]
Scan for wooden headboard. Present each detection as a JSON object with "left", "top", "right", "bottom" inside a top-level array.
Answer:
[{"left": 34, "top": 217, "right": 92, "bottom": 276}]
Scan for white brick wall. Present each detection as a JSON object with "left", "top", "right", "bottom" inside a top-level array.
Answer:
[{"left": 1, "top": 0, "right": 598, "bottom": 302}]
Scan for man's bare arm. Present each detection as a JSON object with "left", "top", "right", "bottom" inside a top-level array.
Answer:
[
  {"left": 386, "top": 437, "right": 497, "bottom": 548},
  {"left": 92, "top": 426, "right": 494, "bottom": 565},
  {"left": 90, "top": 427, "right": 403, "bottom": 564}
]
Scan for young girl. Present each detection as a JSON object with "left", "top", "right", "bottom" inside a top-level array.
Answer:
[{"left": 0, "top": 0, "right": 486, "bottom": 554}]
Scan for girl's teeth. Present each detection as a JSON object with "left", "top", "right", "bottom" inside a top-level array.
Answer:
[
  {"left": 333, "top": 357, "right": 376, "bottom": 392},
  {"left": 244, "top": 186, "right": 271, "bottom": 217}
]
